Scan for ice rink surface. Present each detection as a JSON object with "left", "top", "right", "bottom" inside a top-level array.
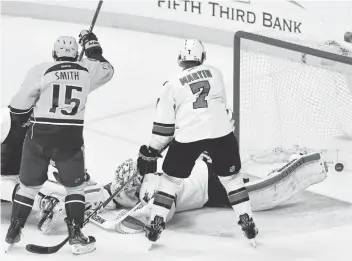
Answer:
[{"left": 1, "top": 16, "right": 352, "bottom": 261}]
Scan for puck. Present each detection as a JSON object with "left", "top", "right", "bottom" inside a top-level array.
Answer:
[
  {"left": 243, "top": 178, "right": 250, "bottom": 183},
  {"left": 335, "top": 163, "right": 344, "bottom": 172}
]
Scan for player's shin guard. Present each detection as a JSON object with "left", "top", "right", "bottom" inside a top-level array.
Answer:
[
  {"left": 218, "top": 174, "right": 258, "bottom": 240},
  {"left": 146, "top": 174, "right": 181, "bottom": 242}
]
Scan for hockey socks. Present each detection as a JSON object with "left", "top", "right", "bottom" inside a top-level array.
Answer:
[
  {"left": 146, "top": 174, "right": 181, "bottom": 244},
  {"left": 11, "top": 193, "right": 34, "bottom": 224},
  {"left": 150, "top": 174, "right": 181, "bottom": 221},
  {"left": 65, "top": 194, "right": 85, "bottom": 226},
  {"left": 218, "top": 174, "right": 258, "bottom": 243},
  {"left": 6, "top": 186, "right": 37, "bottom": 252},
  {"left": 218, "top": 174, "right": 252, "bottom": 216}
]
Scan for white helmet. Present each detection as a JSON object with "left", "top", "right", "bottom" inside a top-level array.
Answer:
[
  {"left": 1, "top": 107, "right": 11, "bottom": 143},
  {"left": 178, "top": 39, "right": 206, "bottom": 66},
  {"left": 52, "top": 36, "right": 79, "bottom": 60}
]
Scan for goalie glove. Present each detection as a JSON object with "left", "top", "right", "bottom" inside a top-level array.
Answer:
[{"left": 137, "top": 145, "right": 161, "bottom": 176}]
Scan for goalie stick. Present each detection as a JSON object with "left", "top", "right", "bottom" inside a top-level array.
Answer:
[
  {"left": 85, "top": 201, "right": 144, "bottom": 233},
  {"left": 26, "top": 140, "right": 172, "bottom": 254},
  {"left": 78, "top": 0, "right": 103, "bottom": 61}
]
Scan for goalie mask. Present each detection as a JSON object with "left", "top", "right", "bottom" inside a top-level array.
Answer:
[{"left": 111, "top": 159, "right": 142, "bottom": 208}]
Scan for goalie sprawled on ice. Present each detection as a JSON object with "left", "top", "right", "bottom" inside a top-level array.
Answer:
[{"left": 1, "top": 121, "right": 328, "bottom": 234}]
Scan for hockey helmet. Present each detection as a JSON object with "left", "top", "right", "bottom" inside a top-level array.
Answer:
[
  {"left": 178, "top": 39, "right": 206, "bottom": 66},
  {"left": 52, "top": 36, "right": 79, "bottom": 61}
]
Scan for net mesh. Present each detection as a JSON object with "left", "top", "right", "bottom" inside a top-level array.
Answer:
[{"left": 237, "top": 37, "right": 352, "bottom": 165}]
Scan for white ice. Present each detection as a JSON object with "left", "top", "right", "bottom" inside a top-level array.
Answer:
[{"left": 1, "top": 15, "right": 352, "bottom": 261}]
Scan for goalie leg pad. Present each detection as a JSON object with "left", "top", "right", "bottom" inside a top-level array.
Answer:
[{"left": 246, "top": 152, "right": 328, "bottom": 211}]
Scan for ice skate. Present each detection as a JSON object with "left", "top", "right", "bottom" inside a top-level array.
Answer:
[
  {"left": 38, "top": 195, "right": 64, "bottom": 233},
  {"left": 64, "top": 217, "right": 96, "bottom": 255},
  {"left": 144, "top": 215, "right": 165, "bottom": 250},
  {"left": 238, "top": 213, "right": 258, "bottom": 247},
  {"left": 4, "top": 219, "right": 24, "bottom": 253}
]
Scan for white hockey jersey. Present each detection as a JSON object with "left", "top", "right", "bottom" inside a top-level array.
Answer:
[
  {"left": 10, "top": 58, "right": 114, "bottom": 126},
  {"left": 150, "top": 64, "right": 233, "bottom": 149},
  {"left": 134, "top": 159, "right": 209, "bottom": 222}
]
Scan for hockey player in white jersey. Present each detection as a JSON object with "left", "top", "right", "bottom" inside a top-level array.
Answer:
[
  {"left": 1, "top": 149, "right": 328, "bottom": 235},
  {"left": 137, "top": 39, "right": 258, "bottom": 245},
  {"left": 3, "top": 30, "right": 113, "bottom": 254}
]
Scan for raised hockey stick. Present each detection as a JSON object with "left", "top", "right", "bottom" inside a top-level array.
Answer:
[
  {"left": 26, "top": 141, "right": 171, "bottom": 254},
  {"left": 78, "top": 0, "right": 104, "bottom": 61}
]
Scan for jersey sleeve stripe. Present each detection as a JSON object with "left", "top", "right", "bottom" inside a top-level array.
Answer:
[
  {"left": 153, "top": 122, "right": 175, "bottom": 128},
  {"left": 152, "top": 122, "right": 175, "bottom": 137}
]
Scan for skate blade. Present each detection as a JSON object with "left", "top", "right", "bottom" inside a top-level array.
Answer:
[
  {"left": 148, "top": 241, "right": 153, "bottom": 251},
  {"left": 251, "top": 239, "right": 256, "bottom": 248},
  {"left": 72, "top": 244, "right": 96, "bottom": 255},
  {"left": 4, "top": 243, "right": 14, "bottom": 253}
]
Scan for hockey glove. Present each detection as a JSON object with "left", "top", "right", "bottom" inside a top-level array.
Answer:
[
  {"left": 137, "top": 145, "right": 160, "bottom": 176},
  {"left": 78, "top": 30, "right": 102, "bottom": 58}
]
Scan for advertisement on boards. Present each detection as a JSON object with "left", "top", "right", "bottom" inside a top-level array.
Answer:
[{"left": 155, "top": 0, "right": 305, "bottom": 34}]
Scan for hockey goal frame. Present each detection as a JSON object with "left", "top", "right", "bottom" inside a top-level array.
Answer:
[{"left": 233, "top": 30, "right": 352, "bottom": 145}]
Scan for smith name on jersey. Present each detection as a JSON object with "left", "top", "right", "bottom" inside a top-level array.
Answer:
[{"left": 10, "top": 59, "right": 113, "bottom": 126}]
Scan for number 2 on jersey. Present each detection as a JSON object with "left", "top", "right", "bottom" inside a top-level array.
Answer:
[
  {"left": 189, "top": 80, "right": 210, "bottom": 109},
  {"left": 50, "top": 84, "right": 82, "bottom": 115}
]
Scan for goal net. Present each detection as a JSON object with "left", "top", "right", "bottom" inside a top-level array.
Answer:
[{"left": 233, "top": 31, "right": 352, "bottom": 167}]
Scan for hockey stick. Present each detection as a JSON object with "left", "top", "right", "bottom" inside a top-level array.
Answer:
[
  {"left": 25, "top": 141, "right": 171, "bottom": 254},
  {"left": 85, "top": 201, "right": 144, "bottom": 233},
  {"left": 78, "top": 0, "right": 104, "bottom": 61},
  {"left": 25, "top": 173, "right": 138, "bottom": 254}
]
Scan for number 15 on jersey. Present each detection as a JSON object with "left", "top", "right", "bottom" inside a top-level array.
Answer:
[{"left": 50, "top": 84, "right": 83, "bottom": 116}]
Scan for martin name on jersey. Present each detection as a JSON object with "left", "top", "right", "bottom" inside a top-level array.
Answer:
[{"left": 151, "top": 64, "right": 233, "bottom": 149}]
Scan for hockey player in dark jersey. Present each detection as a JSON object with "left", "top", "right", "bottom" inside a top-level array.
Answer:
[
  {"left": 4, "top": 30, "right": 114, "bottom": 255},
  {"left": 1, "top": 133, "right": 327, "bottom": 236}
]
